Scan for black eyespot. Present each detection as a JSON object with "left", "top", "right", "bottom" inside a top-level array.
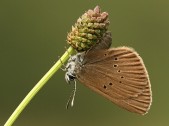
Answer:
[
  {"left": 114, "top": 57, "right": 118, "bottom": 60},
  {"left": 117, "top": 70, "right": 121, "bottom": 72},
  {"left": 119, "top": 81, "right": 122, "bottom": 83},
  {"left": 121, "top": 76, "right": 124, "bottom": 79},
  {"left": 109, "top": 83, "right": 112, "bottom": 85},
  {"left": 104, "top": 54, "right": 107, "bottom": 56},
  {"left": 113, "top": 64, "right": 118, "bottom": 67},
  {"left": 103, "top": 85, "right": 107, "bottom": 89}
]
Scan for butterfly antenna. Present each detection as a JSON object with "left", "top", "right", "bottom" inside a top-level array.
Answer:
[{"left": 66, "top": 80, "right": 77, "bottom": 109}]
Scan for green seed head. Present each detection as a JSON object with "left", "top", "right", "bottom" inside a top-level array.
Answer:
[{"left": 67, "top": 6, "right": 110, "bottom": 51}]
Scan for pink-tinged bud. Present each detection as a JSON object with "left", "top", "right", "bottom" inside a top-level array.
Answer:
[{"left": 67, "top": 6, "right": 110, "bottom": 51}]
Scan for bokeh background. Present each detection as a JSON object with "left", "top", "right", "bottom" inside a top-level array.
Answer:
[{"left": 0, "top": 0, "right": 169, "bottom": 126}]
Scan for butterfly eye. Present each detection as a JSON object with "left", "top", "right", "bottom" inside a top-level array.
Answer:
[{"left": 68, "top": 74, "right": 76, "bottom": 80}]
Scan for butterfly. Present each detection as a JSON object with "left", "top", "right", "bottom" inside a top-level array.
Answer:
[{"left": 65, "top": 32, "right": 152, "bottom": 115}]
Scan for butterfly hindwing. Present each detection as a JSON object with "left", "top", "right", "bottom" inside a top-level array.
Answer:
[{"left": 77, "top": 47, "right": 152, "bottom": 115}]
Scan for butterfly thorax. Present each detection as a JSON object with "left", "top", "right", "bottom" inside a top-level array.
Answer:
[{"left": 65, "top": 53, "right": 84, "bottom": 83}]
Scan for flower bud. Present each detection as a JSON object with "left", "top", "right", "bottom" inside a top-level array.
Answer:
[{"left": 67, "top": 6, "right": 110, "bottom": 51}]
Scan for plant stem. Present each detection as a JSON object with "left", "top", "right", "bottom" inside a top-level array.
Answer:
[{"left": 4, "top": 46, "right": 75, "bottom": 126}]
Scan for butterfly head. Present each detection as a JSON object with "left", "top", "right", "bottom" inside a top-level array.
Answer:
[{"left": 65, "top": 53, "right": 84, "bottom": 84}]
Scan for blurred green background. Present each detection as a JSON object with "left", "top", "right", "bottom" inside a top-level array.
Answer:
[{"left": 0, "top": 0, "right": 169, "bottom": 126}]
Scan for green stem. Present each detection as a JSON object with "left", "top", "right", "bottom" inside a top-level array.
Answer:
[{"left": 4, "top": 46, "right": 75, "bottom": 126}]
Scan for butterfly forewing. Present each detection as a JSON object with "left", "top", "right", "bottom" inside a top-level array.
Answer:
[{"left": 76, "top": 47, "right": 152, "bottom": 115}]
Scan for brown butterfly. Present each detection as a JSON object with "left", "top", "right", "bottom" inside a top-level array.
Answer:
[{"left": 65, "top": 32, "right": 152, "bottom": 115}]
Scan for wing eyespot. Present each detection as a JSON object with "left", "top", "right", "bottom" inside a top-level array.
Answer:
[
  {"left": 117, "top": 70, "right": 121, "bottom": 73},
  {"left": 103, "top": 85, "right": 107, "bottom": 89},
  {"left": 119, "top": 81, "right": 122, "bottom": 83},
  {"left": 109, "top": 82, "right": 113, "bottom": 85},
  {"left": 114, "top": 57, "right": 118, "bottom": 61},
  {"left": 104, "top": 54, "right": 107, "bottom": 56},
  {"left": 121, "top": 76, "right": 124, "bottom": 79},
  {"left": 113, "top": 64, "right": 118, "bottom": 68}
]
